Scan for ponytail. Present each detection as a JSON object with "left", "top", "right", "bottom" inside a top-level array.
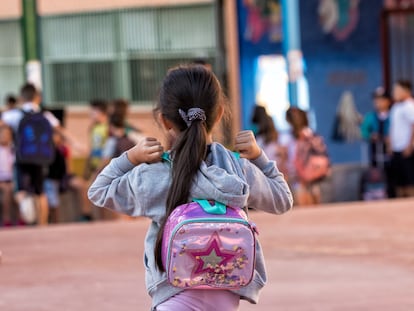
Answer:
[{"left": 154, "top": 120, "right": 207, "bottom": 271}]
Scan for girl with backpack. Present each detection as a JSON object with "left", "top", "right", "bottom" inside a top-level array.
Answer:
[
  {"left": 286, "top": 108, "right": 330, "bottom": 206},
  {"left": 88, "top": 65, "right": 293, "bottom": 311}
]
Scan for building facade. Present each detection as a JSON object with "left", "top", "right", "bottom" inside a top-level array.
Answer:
[
  {"left": 0, "top": 0, "right": 240, "bottom": 151},
  {"left": 2, "top": 0, "right": 414, "bottom": 164}
]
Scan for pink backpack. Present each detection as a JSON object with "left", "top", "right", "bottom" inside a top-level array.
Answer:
[
  {"left": 295, "top": 132, "right": 330, "bottom": 183},
  {"left": 161, "top": 199, "right": 257, "bottom": 290}
]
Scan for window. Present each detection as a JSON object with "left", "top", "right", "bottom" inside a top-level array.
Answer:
[
  {"left": 50, "top": 62, "right": 115, "bottom": 102},
  {"left": 41, "top": 5, "right": 217, "bottom": 106},
  {"left": 129, "top": 56, "right": 215, "bottom": 102},
  {"left": 0, "top": 20, "right": 24, "bottom": 102}
]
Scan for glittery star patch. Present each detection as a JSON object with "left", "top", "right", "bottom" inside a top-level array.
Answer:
[{"left": 188, "top": 232, "right": 237, "bottom": 275}]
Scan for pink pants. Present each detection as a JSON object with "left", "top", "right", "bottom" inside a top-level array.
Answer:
[{"left": 156, "top": 290, "right": 240, "bottom": 311}]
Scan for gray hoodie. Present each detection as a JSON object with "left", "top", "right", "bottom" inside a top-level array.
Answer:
[{"left": 88, "top": 142, "right": 293, "bottom": 309}]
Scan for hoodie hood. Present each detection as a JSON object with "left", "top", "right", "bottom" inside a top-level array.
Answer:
[{"left": 191, "top": 143, "right": 249, "bottom": 208}]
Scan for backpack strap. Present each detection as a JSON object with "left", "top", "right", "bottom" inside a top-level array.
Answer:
[
  {"left": 161, "top": 150, "right": 246, "bottom": 214},
  {"left": 193, "top": 199, "right": 226, "bottom": 215},
  {"left": 161, "top": 151, "right": 172, "bottom": 164},
  {"left": 232, "top": 151, "right": 240, "bottom": 159}
]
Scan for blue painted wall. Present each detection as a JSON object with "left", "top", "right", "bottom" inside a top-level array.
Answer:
[
  {"left": 236, "top": 0, "right": 283, "bottom": 128},
  {"left": 237, "top": 0, "right": 384, "bottom": 163},
  {"left": 300, "top": 0, "right": 384, "bottom": 163}
]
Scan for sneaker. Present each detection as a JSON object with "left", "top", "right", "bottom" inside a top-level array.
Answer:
[
  {"left": 1, "top": 221, "right": 13, "bottom": 228},
  {"left": 19, "top": 196, "right": 36, "bottom": 224},
  {"left": 79, "top": 214, "right": 93, "bottom": 222},
  {"left": 17, "top": 219, "right": 26, "bottom": 226}
]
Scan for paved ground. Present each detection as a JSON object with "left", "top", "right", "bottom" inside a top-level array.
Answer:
[{"left": 1, "top": 199, "right": 414, "bottom": 311}]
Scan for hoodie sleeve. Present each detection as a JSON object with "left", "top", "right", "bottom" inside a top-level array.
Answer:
[
  {"left": 87, "top": 153, "right": 147, "bottom": 217},
  {"left": 241, "top": 151, "right": 293, "bottom": 214},
  {"left": 88, "top": 153, "right": 170, "bottom": 223}
]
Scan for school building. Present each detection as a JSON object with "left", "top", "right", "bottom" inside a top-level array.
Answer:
[
  {"left": 1, "top": 0, "right": 414, "bottom": 201},
  {"left": 0, "top": 0, "right": 241, "bottom": 149}
]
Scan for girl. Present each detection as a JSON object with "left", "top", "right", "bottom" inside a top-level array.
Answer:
[
  {"left": 88, "top": 65, "right": 293, "bottom": 310},
  {"left": 286, "top": 108, "right": 328, "bottom": 206},
  {"left": 251, "top": 105, "right": 288, "bottom": 176},
  {"left": 0, "top": 124, "right": 15, "bottom": 226}
]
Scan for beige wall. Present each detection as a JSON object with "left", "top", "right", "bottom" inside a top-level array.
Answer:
[
  {"left": 0, "top": 0, "right": 213, "bottom": 19},
  {"left": 0, "top": 0, "right": 20, "bottom": 19},
  {"left": 38, "top": 0, "right": 212, "bottom": 15}
]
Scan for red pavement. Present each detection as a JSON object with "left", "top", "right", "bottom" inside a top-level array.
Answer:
[{"left": 1, "top": 199, "right": 414, "bottom": 311}]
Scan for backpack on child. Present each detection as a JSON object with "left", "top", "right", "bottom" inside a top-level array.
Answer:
[
  {"left": 295, "top": 132, "right": 330, "bottom": 183},
  {"left": 16, "top": 111, "right": 55, "bottom": 166},
  {"left": 161, "top": 199, "right": 257, "bottom": 290}
]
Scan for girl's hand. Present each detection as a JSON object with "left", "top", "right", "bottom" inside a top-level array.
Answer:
[
  {"left": 235, "top": 130, "right": 262, "bottom": 160},
  {"left": 127, "top": 137, "right": 164, "bottom": 165}
]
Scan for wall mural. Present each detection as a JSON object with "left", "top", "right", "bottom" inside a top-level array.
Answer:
[
  {"left": 243, "top": 0, "right": 282, "bottom": 43},
  {"left": 318, "top": 0, "right": 360, "bottom": 41}
]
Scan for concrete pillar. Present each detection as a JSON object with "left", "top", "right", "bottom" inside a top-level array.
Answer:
[
  {"left": 21, "top": 0, "right": 42, "bottom": 90},
  {"left": 281, "top": 0, "right": 302, "bottom": 107}
]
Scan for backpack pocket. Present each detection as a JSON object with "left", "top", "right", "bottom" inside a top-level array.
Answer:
[{"left": 162, "top": 202, "right": 256, "bottom": 290}]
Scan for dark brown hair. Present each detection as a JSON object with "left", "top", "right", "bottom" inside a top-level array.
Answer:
[
  {"left": 5, "top": 94, "right": 17, "bottom": 107},
  {"left": 286, "top": 107, "right": 309, "bottom": 139},
  {"left": 109, "top": 113, "right": 125, "bottom": 129},
  {"left": 111, "top": 98, "right": 129, "bottom": 118},
  {"left": 154, "top": 65, "right": 223, "bottom": 271},
  {"left": 251, "top": 105, "right": 278, "bottom": 143},
  {"left": 396, "top": 79, "right": 412, "bottom": 92},
  {"left": 89, "top": 99, "right": 108, "bottom": 113},
  {"left": 20, "top": 83, "right": 38, "bottom": 102}
]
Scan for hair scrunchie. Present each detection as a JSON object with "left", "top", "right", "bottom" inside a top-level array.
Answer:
[{"left": 178, "top": 108, "right": 206, "bottom": 128}]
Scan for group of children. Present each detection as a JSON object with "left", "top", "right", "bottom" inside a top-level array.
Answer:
[
  {"left": 0, "top": 83, "right": 142, "bottom": 227},
  {"left": 361, "top": 79, "right": 414, "bottom": 200},
  {"left": 250, "top": 79, "right": 414, "bottom": 205},
  {"left": 251, "top": 104, "right": 329, "bottom": 206},
  {"left": 0, "top": 84, "right": 74, "bottom": 226}
]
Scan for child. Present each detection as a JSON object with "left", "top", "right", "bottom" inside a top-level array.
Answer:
[
  {"left": 101, "top": 113, "right": 136, "bottom": 163},
  {"left": 251, "top": 105, "right": 288, "bottom": 176},
  {"left": 389, "top": 79, "right": 414, "bottom": 198},
  {"left": 88, "top": 65, "right": 293, "bottom": 310},
  {"left": 2, "top": 83, "right": 61, "bottom": 226},
  {"left": 0, "top": 125, "right": 15, "bottom": 226},
  {"left": 361, "top": 87, "right": 392, "bottom": 167},
  {"left": 108, "top": 98, "right": 142, "bottom": 139},
  {"left": 45, "top": 131, "right": 91, "bottom": 223},
  {"left": 286, "top": 107, "right": 329, "bottom": 206},
  {"left": 82, "top": 100, "right": 109, "bottom": 221},
  {"left": 84, "top": 99, "right": 109, "bottom": 180},
  {"left": 44, "top": 131, "right": 67, "bottom": 223},
  {"left": 360, "top": 87, "right": 394, "bottom": 199}
]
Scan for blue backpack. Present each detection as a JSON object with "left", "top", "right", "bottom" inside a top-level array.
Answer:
[{"left": 16, "top": 111, "right": 55, "bottom": 165}]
